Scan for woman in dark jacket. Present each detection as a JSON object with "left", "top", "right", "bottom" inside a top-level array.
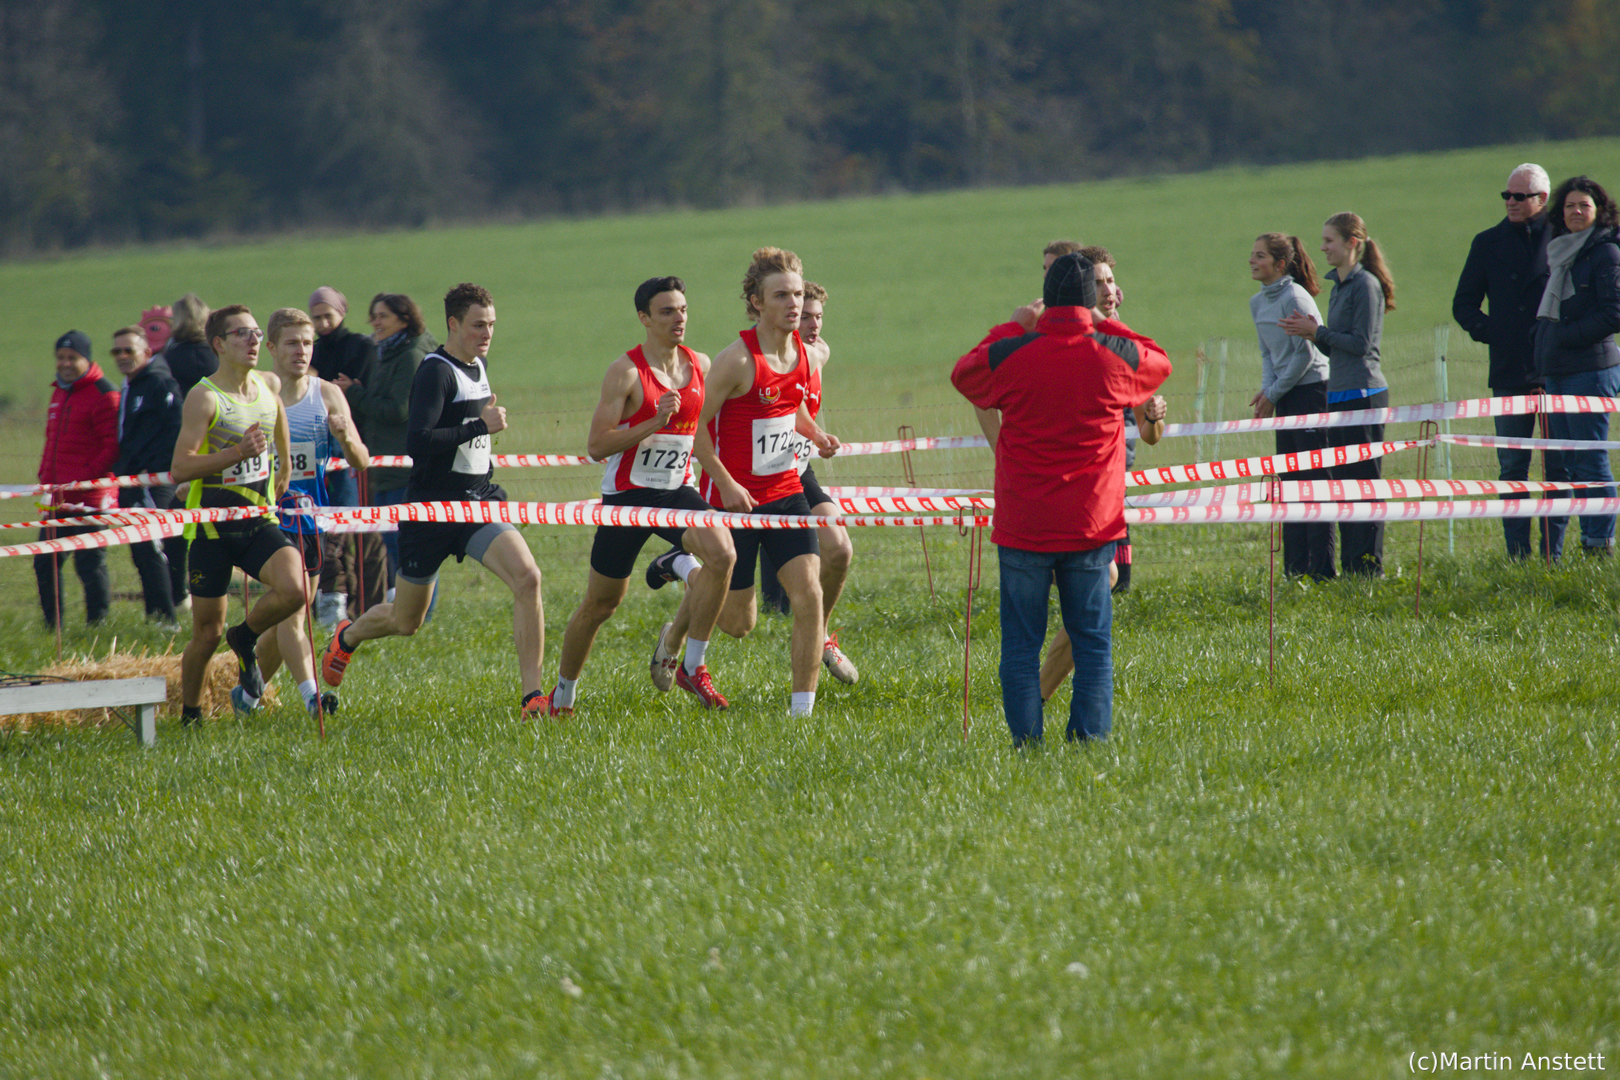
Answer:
[
  {"left": 1535, "top": 175, "right": 1620, "bottom": 554},
  {"left": 162, "top": 293, "right": 217, "bottom": 397},
  {"left": 358, "top": 293, "right": 438, "bottom": 589}
]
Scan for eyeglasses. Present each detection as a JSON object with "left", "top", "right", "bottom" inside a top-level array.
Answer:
[
  {"left": 223, "top": 327, "right": 264, "bottom": 342},
  {"left": 1501, "top": 191, "right": 1545, "bottom": 202}
]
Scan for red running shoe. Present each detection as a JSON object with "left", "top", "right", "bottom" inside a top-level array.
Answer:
[
  {"left": 321, "top": 619, "right": 354, "bottom": 687},
  {"left": 675, "top": 664, "right": 729, "bottom": 710}
]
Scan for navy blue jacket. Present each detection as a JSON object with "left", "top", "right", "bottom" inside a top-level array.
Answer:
[
  {"left": 113, "top": 357, "right": 184, "bottom": 475},
  {"left": 1452, "top": 213, "right": 1549, "bottom": 391},
  {"left": 1535, "top": 227, "right": 1620, "bottom": 377}
]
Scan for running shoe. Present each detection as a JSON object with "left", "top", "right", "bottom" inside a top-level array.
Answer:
[
  {"left": 520, "top": 690, "right": 552, "bottom": 718},
  {"left": 822, "top": 633, "right": 859, "bottom": 685},
  {"left": 225, "top": 623, "right": 265, "bottom": 699},
  {"left": 321, "top": 619, "right": 354, "bottom": 687},
  {"left": 230, "top": 686, "right": 257, "bottom": 716},
  {"left": 645, "top": 545, "right": 685, "bottom": 590},
  {"left": 675, "top": 664, "right": 729, "bottom": 710},
  {"left": 650, "top": 622, "right": 679, "bottom": 692},
  {"left": 545, "top": 687, "right": 575, "bottom": 719}
]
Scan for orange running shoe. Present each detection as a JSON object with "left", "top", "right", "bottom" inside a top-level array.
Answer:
[
  {"left": 321, "top": 619, "right": 354, "bottom": 687},
  {"left": 521, "top": 690, "right": 552, "bottom": 718},
  {"left": 675, "top": 664, "right": 729, "bottom": 710}
]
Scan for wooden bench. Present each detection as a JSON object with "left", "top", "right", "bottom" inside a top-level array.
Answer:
[{"left": 0, "top": 677, "right": 168, "bottom": 746}]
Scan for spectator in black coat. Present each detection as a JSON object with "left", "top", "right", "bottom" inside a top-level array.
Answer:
[
  {"left": 1453, "top": 162, "right": 1555, "bottom": 558},
  {"left": 163, "top": 293, "right": 217, "bottom": 397},
  {"left": 110, "top": 326, "right": 184, "bottom": 625}
]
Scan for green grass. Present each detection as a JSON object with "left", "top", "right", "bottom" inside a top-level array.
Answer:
[
  {"left": 4, "top": 139, "right": 1620, "bottom": 1076},
  {"left": 2, "top": 540, "right": 1617, "bottom": 1078}
]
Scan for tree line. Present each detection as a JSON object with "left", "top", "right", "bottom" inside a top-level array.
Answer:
[{"left": 3, "top": 0, "right": 1616, "bottom": 255}]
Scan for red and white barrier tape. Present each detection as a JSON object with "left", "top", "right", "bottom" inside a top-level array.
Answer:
[
  {"left": 1126, "top": 497, "right": 1620, "bottom": 525},
  {"left": 1438, "top": 433, "right": 1620, "bottom": 452},
  {"left": 1127, "top": 477, "right": 1614, "bottom": 507},
  {"left": 1126, "top": 439, "right": 1426, "bottom": 488}
]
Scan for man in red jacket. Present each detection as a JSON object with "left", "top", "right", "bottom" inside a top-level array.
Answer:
[
  {"left": 952, "top": 253, "right": 1171, "bottom": 744},
  {"left": 36, "top": 330, "right": 122, "bottom": 628}
]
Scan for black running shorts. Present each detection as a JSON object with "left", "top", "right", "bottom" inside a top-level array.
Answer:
[
  {"left": 728, "top": 492, "right": 819, "bottom": 591},
  {"left": 799, "top": 464, "right": 832, "bottom": 510},
  {"left": 188, "top": 518, "right": 294, "bottom": 598},
  {"left": 589, "top": 486, "right": 717, "bottom": 579}
]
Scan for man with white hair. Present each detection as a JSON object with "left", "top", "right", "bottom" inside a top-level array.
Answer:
[{"left": 1453, "top": 163, "right": 1557, "bottom": 559}]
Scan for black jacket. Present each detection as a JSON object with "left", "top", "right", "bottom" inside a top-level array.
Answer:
[
  {"left": 164, "top": 338, "right": 218, "bottom": 398},
  {"left": 1453, "top": 213, "right": 1550, "bottom": 391},
  {"left": 313, "top": 324, "right": 379, "bottom": 434},
  {"left": 1534, "top": 226, "right": 1620, "bottom": 378},
  {"left": 113, "top": 357, "right": 184, "bottom": 475}
]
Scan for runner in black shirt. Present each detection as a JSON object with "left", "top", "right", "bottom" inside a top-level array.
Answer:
[{"left": 319, "top": 283, "right": 551, "bottom": 716}]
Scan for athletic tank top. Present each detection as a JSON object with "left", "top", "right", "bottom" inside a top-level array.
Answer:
[
  {"left": 793, "top": 363, "right": 823, "bottom": 476},
  {"left": 700, "top": 328, "right": 808, "bottom": 506},
  {"left": 601, "top": 345, "right": 704, "bottom": 495},
  {"left": 279, "top": 378, "right": 335, "bottom": 535},
  {"left": 409, "top": 349, "right": 493, "bottom": 496},
  {"left": 185, "top": 372, "right": 279, "bottom": 539}
]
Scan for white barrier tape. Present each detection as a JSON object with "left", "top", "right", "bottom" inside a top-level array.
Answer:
[
  {"left": 824, "top": 486, "right": 992, "bottom": 497},
  {"left": 1159, "top": 394, "right": 1619, "bottom": 439},
  {"left": 1126, "top": 439, "right": 1427, "bottom": 488},
  {"left": 1439, "top": 433, "right": 1620, "bottom": 452},
  {"left": 1126, "top": 477, "right": 1613, "bottom": 507},
  {"left": 1126, "top": 497, "right": 1620, "bottom": 526}
]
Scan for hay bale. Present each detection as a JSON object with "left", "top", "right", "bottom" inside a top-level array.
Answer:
[{"left": 3, "top": 645, "right": 278, "bottom": 728}]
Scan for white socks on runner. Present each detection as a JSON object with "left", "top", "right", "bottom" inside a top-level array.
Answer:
[
  {"left": 553, "top": 676, "right": 578, "bottom": 709},
  {"left": 683, "top": 638, "right": 709, "bottom": 675},
  {"left": 298, "top": 679, "right": 318, "bottom": 711},
  {"left": 790, "top": 691, "right": 815, "bottom": 717},
  {"left": 672, "top": 553, "right": 701, "bottom": 583}
]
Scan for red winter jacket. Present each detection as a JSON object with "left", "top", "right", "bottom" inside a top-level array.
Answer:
[
  {"left": 39, "top": 362, "right": 121, "bottom": 511},
  {"left": 952, "top": 306, "right": 1171, "bottom": 551}
]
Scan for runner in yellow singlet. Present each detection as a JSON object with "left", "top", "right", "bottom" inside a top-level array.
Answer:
[{"left": 171, "top": 304, "right": 310, "bottom": 726}]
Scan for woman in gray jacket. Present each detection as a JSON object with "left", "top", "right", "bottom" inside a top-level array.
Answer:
[
  {"left": 1280, "top": 212, "right": 1397, "bottom": 577},
  {"left": 1250, "top": 233, "right": 1334, "bottom": 579}
]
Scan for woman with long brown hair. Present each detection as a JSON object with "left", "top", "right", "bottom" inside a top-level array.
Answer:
[
  {"left": 1250, "top": 232, "right": 1333, "bottom": 579},
  {"left": 1279, "top": 212, "right": 1396, "bottom": 577}
]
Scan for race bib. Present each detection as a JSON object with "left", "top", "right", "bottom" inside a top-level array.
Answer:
[
  {"left": 792, "top": 431, "right": 817, "bottom": 475},
  {"left": 223, "top": 450, "right": 271, "bottom": 486},
  {"left": 629, "top": 432, "right": 694, "bottom": 490},
  {"left": 455, "top": 417, "right": 491, "bottom": 475},
  {"left": 287, "top": 440, "right": 320, "bottom": 481},
  {"left": 751, "top": 414, "right": 797, "bottom": 475}
]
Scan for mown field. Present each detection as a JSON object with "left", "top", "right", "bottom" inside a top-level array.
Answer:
[{"left": 3, "top": 140, "right": 1618, "bottom": 1077}]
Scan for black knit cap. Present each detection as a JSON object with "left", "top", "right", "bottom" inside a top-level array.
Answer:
[
  {"left": 54, "top": 330, "right": 92, "bottom": 360},
  {"left": 1043, "top": 252, "right": 1097, "bottom": 310}
]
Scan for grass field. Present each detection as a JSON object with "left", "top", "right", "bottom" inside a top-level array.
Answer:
[{"left": 3, "top": 139, "right": 1619, "bottom": 1077}]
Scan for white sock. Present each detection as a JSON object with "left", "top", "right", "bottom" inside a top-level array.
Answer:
[
  {"left": 790, "top": 691, "right": 816, "bottom": 717},
  {"left": 299, "top": 679, "right": 318, "bottom": 708},
  {"left": 239, "top": 689, "right": 260, "bottom": 708},
  {"left": 683, "top": 638, "right": 709, "bottom": 675},
  {"left": 672, "top": 553, "right": 702, "bottom": 583},
  {"left": 553, "top": 676, "right": 578, "bottom": 708}
]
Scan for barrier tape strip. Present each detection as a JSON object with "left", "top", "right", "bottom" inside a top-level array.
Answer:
[
  {"left": 1126, "top": 439, "right": 1426, "bottom": 488},
  {"left": 1125, "top": 497, "right": 1620, "bottom": 525},
  {"left": 1126, "top": 477, "right": 1613, "bottom": 507},
  {"left": 1438, "top": 433, "right": 1620, "bottom": 452}
]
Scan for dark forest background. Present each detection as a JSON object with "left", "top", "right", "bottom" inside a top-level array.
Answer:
[{"left": 4, "top": 0, "right": 1617, "bottom": 255}]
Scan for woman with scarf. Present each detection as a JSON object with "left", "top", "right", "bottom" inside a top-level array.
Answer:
[
  {"left": 1535, "top": 175, "right": 1620, "bottom": 555},
  {"left": 1249, "top": 232, "right": 1334, "bottom": 579},
  {"left": 356, "top": 293, "right": 439, "bottom": 595}
]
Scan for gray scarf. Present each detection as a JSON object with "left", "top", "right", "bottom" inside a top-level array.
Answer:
[{"left": 1537, "top": 228, "right": 1598, "bottom": 322}]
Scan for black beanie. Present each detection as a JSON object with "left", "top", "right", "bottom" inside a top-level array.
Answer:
[
  {"left": 1043, "top": 252, "right": 1097, "bottom": 310},
  {"left": 54, "top": 330, "right": 92, "bottom": 361}
]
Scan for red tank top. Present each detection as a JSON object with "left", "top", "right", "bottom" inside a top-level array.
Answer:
[
  {"left": 701, "top": 328, "right": 808, "bottom": 505},
  {"left": 793, "top": 362, "right": 823, "bottom": 476},
  {"left": 600, "top": 345, "right": 704, "bottom": 495}
]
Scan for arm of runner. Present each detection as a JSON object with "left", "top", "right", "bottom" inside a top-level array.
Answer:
[
  {"left": 693, "top": 344, "right": 754, "bottom": 512},
  {"left": 272, "top": 397, "right": 292, "bottom": 501},
  {"left": 794, "top": 400, "right": 840, "bottom": 458},
  {"left": 406, "top": 362, "right": 491, "bottom": 456},
  {"left": 322, "top": 380, "right": 371, "bottom": 471},
  {"left": 586, "top": 356, "right": 675, "bottom": 461},
  {"left": 171, "top": 385, "right": 264, "bottom": 483}
]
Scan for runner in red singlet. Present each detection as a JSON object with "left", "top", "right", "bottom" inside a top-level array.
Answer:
[
  {"left": 668, "top": 248, "right": 840, "bottom": 717},
  {"left": 552, "top": 277, "right": 737, "bottom": 714}
]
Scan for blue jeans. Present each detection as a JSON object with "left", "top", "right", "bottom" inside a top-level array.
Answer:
[
  {"left": 997, "top": 542, "right": 1115, "bottom": 744},
  {"left": 1493, "top": 398, "right": 1565, "bottom": 559},
  {"left": 1545, "top": 366, "right": 1620, "bottom": 550}
]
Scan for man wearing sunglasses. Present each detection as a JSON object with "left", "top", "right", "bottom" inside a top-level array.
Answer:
[
  {"left": 1453, "top": 163, "right": 1556, "bottom": 559},
  {"left": 172, "top": 305, "right": 308, "bottom": 725},
  {"left": 110, "top": 325, "right": 184, "bottom": 628}
]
